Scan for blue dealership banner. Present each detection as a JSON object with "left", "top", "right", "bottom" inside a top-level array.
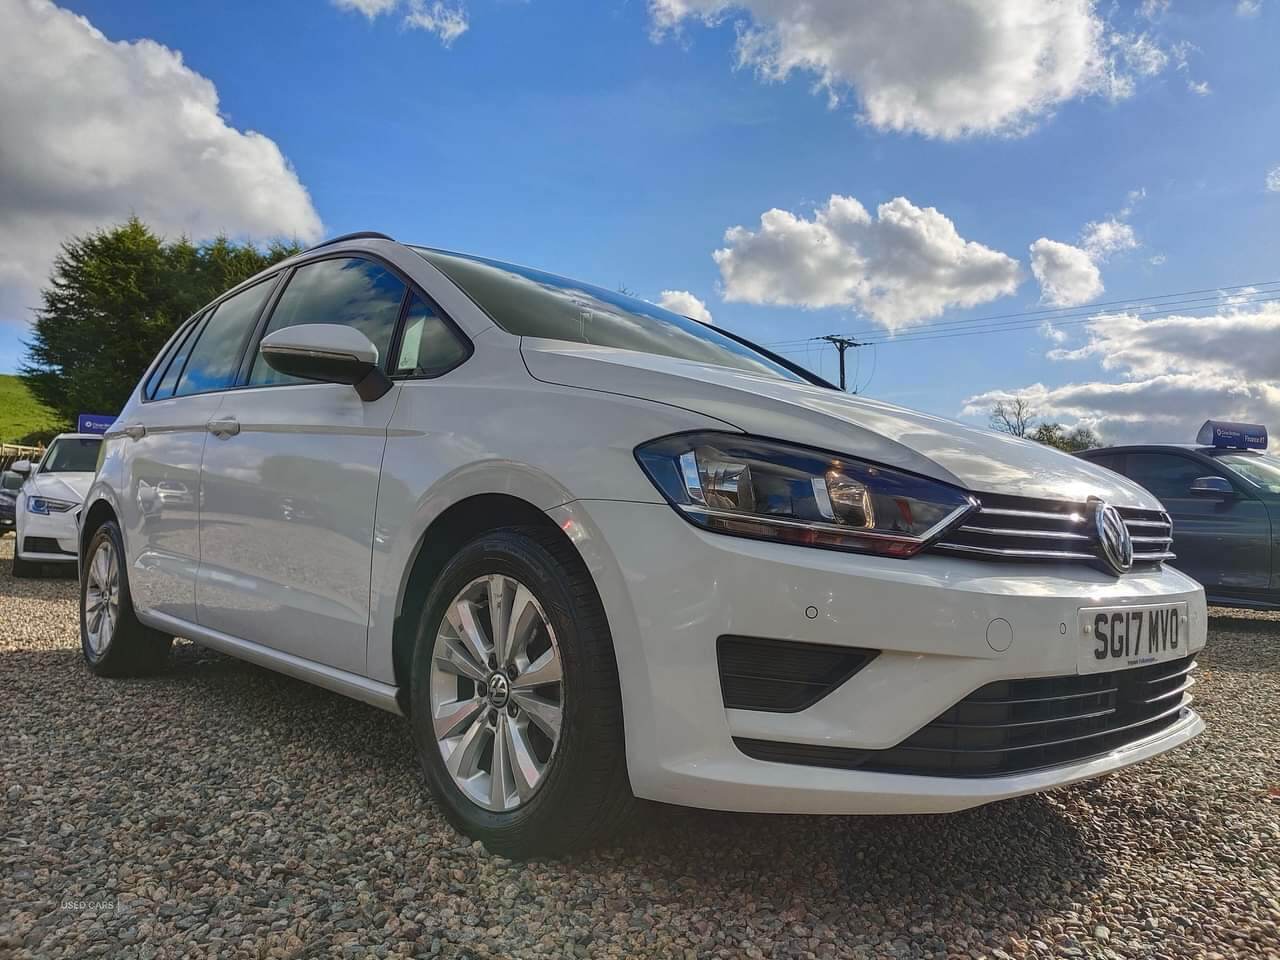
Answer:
[
  {"left": 77, "top": 413, "right": 117, "bottom": 435},
  {"left": 1196, "top": 419, "right": 1267, "bottom": 450}
]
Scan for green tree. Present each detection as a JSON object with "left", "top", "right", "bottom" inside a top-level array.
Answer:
[
  {"left": 1030, "top": 422, "right": 1101, "bottom": 453},
  {"left": 20, "top": 218, "right": 300, "bottom": 423}
]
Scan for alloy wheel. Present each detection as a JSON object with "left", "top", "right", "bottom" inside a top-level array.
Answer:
[
  {"left": 429, "top": 574, "right": 565, "bottom": 812},
  {"left": 84, "top": 539, "right": 120, "bottom": 656}
]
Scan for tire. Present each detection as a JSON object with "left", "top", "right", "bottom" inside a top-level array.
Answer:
[
  {"left": 11, "top": 549, "right": 41, "bottom": 578},
  {"left": 409, "top": 525, "right": 634, "bottom": 857},
  {"left": 80, "top": 520, "right": 172, "bottom": 677}
]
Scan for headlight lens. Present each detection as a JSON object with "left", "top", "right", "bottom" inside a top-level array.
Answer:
[
  {"left": 636, "top": 433, "right": 975, "bottom": 557},
  {"left": 28, "top": 496, "right": 76, "bottom": 515}
]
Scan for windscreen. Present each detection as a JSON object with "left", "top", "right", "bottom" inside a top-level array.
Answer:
[
  {"left": 1218, "top": 453, "right": 1280, "bottom": 493},
  {"left": 415, "top": 247, "right": 806, "bottom": 383},
  {"left": 39, "top": 437, "right": 102, "bottom": 474}
]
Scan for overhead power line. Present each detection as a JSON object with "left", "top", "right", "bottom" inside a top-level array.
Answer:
[
  {"left": 855, "top": 291, "right": 1280, "bottom": 347},
  {"left": 761, "top": 277, "right": 1280, "bottom": 350}
]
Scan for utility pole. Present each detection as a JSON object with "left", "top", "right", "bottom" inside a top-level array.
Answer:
[{"left": 818, "top": 335, "right": 862, "bottom": 392}]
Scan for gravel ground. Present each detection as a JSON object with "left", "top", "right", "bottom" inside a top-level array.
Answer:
[{"left": 1, "top": 534, "right": 1277, "bottom": 959}]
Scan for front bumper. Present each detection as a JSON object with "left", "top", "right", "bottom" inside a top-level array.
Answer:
[
  {"left": 16, "top": 507, "right": 80, "bottom": 561},
  {"left": 550, "top": 499, "right": 1207, "bottom": 815}
]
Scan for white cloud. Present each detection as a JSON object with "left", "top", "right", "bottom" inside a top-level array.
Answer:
[
  {"left": 962, "top": 301, "right": 1280, "bottom": 443},
  {"left": 713, "top": 195, "right": 1021, "bottom": 330},
  {"left": 1267, "top": 165, "right": 1280, "bottom": 193},
  {"left": 1236, "top": 0, "right": 1262, "bottom": 16},
  {"left": 0, "top": 0, "right": 323, "bottom": 327},
  {"left": 1170, "top": 40, "right": 1210, "bottom": 96},
  {"left": 333, "top": 0, "right": 399, "bottom": 15},
  {"left": 1115, "top": 33, "right": 1168, "bottom": 78},
  {"left": 1029, "top": 192, "right": 1143, "bottom": 307},
  {"left": 1148, "top": 253, "right": 1168, "bottom": 266},
  {"left": 331, "top": 0, "right": 468, "bottom": 44},
  {"left": 649, "top": 0, "right": 1170, "bottom": 139},
  {"left": 657, "top": 290, "right": 714, "bottom": 323},
  {"left": 1082, "top": 218, "right": 1139, "bottom": 259},
  {"left": 1140, "top": 0, "right": 1170, "bottom": 19},
  {"left": 1030, "top": 238, "right": 1104, "bottom": 308}
]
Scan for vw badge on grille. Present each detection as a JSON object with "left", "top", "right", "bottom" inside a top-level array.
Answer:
[{"left": 1092, "top": 500, "right": 1134, "bottom": 575}]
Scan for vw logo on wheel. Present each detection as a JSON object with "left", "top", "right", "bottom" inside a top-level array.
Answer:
[
  {"left": 1092, "top": 500, "right": 1134, "bottom": 575},
  {"left": 486, "top": 672, "right": 511, "bottom": 708}
]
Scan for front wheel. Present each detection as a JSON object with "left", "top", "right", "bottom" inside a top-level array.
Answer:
[
  {"left": 80, "top": 520, "right": 172, "bottom": 676},
  {"left": 410, "top": 526, "right": 633, "bottom": 857}
]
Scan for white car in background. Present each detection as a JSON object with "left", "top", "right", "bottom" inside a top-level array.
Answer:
[
  {"left": 12, "top": 433, "right": 102, "bottom": 577},
  {"left": 77, "top": 233, "right": 1207, "bottom": 857}
]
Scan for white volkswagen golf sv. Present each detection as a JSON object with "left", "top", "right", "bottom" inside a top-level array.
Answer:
[{"left": 80, "top": 232, "right": 1206, "bottom": 856}]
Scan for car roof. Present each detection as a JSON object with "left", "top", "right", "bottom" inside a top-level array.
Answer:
[
  {"left": 1080, "top": 443, "right": 1255, "bottom": 456},
  {"left": 49, "top": 433, "right": 104, "bottom": 442}
]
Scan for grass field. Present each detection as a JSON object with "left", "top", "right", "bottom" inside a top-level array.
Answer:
[{"left": 0, "top": 374, "right": 61, "bottom": 443}]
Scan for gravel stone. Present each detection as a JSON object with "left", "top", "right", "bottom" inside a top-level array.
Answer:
[{"left": 1, "top": 534, "right": 1278, "bottom": 958}]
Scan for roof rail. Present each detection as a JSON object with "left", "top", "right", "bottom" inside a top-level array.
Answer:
[{"left": 303, "top": 231, "right": 395, "bottom": 253}]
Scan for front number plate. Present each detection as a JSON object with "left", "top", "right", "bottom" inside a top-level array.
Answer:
[{"left": 1078, "top": 602, "right": 1188, "bottom": 675}]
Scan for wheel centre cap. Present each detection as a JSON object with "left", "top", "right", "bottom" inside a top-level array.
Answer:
[{"left": 485, "top": 672, "right": 511, "bottom": 708}]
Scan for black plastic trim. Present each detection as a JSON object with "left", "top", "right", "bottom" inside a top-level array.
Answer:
[{"left": 718, "top": 636, "right": 879, "bottom": 713}]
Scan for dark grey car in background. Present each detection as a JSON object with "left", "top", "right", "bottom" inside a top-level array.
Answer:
[
  {"left": 1078, "top": 421, "right": 1279, "bottom": 610},
  {"left": 0, "top": 470, "right": 23, "bottom": 534}
]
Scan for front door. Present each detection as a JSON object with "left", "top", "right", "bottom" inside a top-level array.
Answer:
[
  {"left": 117, "top": 278, "right": 272, "bottom": 622},
  {"left": 195, "top": 255, "right": 409, "bottom": 673},
  {"left": 1123, "top": 452, "right": 1271, "bottom": 592}
]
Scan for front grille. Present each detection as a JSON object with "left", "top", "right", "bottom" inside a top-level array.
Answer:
[
  {"left": 735, "top": 656, "right": 1196, "bottom": 777},
  {"left": 23, "top": 536, "right": 74, "bottom": 556},
  {"left": 930, "top": 493, "right": 1174, "bottom": 569},
  {"left": 718, "top": 636, "right": 878, "bottom": 713}
]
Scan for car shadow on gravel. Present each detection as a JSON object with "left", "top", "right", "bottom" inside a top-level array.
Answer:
[
  {"left": 595, "top": 796, "right": 1105, "bottom": 925},
  {"left": 156, "top": 640, "right": 418, "bottom": 771}
]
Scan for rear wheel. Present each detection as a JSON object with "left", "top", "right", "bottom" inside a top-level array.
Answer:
[
  {"left": 80, "top": 520, "right": 172, "bottom": 676},
  {"left": 410, "top": 526, "right": 633, "bottom": 857}
]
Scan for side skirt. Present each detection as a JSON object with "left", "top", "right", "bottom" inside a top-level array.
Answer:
[{"left": 140, "top": 610, "right": 404, "bottom": 716}]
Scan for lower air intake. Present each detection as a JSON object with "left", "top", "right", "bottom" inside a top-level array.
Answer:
[
  {"left": 717, "top": 636, "right": 878, "bottom": 713},
  {"left": 735, "top": 656, "right": 1196, "bottom": 776}
]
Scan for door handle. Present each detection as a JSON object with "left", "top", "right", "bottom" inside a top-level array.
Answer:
[
  {"left": 122, "top": 424, "right": 146, "bottom": 440},
  {"left": 207, "top": 417, "right": 240, "bottom": 438}
]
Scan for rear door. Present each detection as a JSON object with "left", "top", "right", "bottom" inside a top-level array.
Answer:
[
  {"left": 195, "top": 255, "right": 407, "bottom": 674},
  {"left": 1122, "top": 451, "right": 1271, "bottom": 591},
  {"left": 117, "top": 277, "right": 279, "bottom": 621}
]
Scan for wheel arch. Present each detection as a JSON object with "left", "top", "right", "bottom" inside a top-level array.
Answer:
[
  {"left": 79, "top": 494, "right": 120, "bottom": 559},
  {"left": 389, "top": 492, "right": 583, "bottom": 713}
]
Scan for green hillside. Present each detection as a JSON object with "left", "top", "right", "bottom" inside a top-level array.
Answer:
[{"left": 0, "top": 374, "right": 62, "bottom": 443}]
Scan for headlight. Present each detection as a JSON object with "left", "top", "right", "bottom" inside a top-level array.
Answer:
[
  {"left": 635, "top": 433, "right": 975, "bottom": 557},
  {"left": 28, "top": 496, "right": 77, "bottom": 515}
]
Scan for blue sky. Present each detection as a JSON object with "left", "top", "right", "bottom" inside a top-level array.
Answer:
[{"left": 2, "top": 0, "right": 1279, "bottom": 440}]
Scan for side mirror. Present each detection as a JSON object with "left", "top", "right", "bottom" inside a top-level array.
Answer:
[
  {"left": 259, "top": 324, "right": 392, "bottom": 401},
  {"left": 10, "top": 460, "right": 32, "bottom": 476},
  {"left": 1189, "top": 476, "right": 1233, "bottom": 498}
]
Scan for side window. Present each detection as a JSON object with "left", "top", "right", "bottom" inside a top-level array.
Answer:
[
  {"left": 1124, "top": 453, "right": 1219, "bottom": 500},
  {"left": 144, "top": 319, "right": 193, "bottom": 399},
  {"left": 248, "top": 257, "right": 406, "bottom": 386},
  {"left": 393, "top": 294, "right": 468, "bottom": 376},
  {"left": 1086, "top": 453, "right": 1125, "bottom": 474},
  {"left": 175, "top": 278, "right": 277, "bottom": 397},
  {"left": 151, "top": 315, "right": 206, "bottom": 400}
]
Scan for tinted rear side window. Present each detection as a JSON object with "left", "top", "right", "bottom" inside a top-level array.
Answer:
[
  {"left": 1085, "top": 453, "right": 1125, "bottom": 474},
  {"left": 151, "top": 315, "right": 206, "bottom": 400},
  {"left": 176, "top": 278, "right": 277, "bottom": 396},
  {"left": 414, "top": 247, "right": 804, "bottom": 383},
  {"left": 1124, "top": 453, "right": 1219, "bottom": 500},
  {"left": 248, "top": 257, "right": 406, "bottom": 386}
]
